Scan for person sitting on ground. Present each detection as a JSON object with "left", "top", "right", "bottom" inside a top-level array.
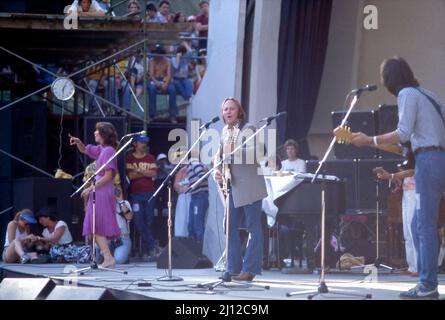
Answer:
[
  {"left": 113, "top": 185, "right": 133, "bottom": 263},
  {"left": 2, "top": 209, "right": 39, "bottom": 264},
  {"left": 35, "top": 208, "right": 79, "bottom": 263},
  {"left": 67, "top": 0, "right": 106, "bottom": 16}
]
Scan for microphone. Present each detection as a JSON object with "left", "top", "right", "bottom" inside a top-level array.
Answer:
[
  {"left": 124, "top": 130, "right": 146, "bottom": 137},
  {"left": 259, "top": 112, "right": 287, "bottom": 123},
  {"left": 199, "top": 116, "right": 220, "bottom": 130},
  {"left": 351, "top": 84, "right": 377, "bottom": 94}
]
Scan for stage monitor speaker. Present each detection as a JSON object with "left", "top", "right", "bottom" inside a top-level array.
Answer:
[
  {"left": 157, "top": 237, "right": 213, "bottom": 269},
  {"left": 356, "top": 158, "right": 401, "bottom": 211},
  {"left": 377, "top": 105, "right": 403, "bottom": 159},
  {"left": 306, "top": 159, "right": 358, "bottom": 212},
  {"left": 12, "top": 177, "right": 81, "bottom": 241},
  {"left": 332, "top": 109, "right": 378, "bottom": 159},
  {"left": 0, "top": 278, "right": 56, "bottom": 300},
  {"left": 46, "top": 286, "right": 116, "bottom": 300}
]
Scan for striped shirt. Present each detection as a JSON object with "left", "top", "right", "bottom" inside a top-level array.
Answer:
[
  {"left": 187, "top": 161, "right": 209, "bottom": 195},
  {"left": 395, "top": 87, "right": 445, "bottom": 152}
]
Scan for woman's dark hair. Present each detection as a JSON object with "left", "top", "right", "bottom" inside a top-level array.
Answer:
[
  {"left": 96, "top": 122, "right": 118, "bottom": 149},
  {"left": 380, "top": 56, "right": 419, "bottom": 96},
  {"left": 173, "top": 12, "right": 184, "bottom": 22},
  {"left": 36, "top": 207, "right": 58, "bottom": 222},
  {"left": 176, "top": 45, "right": 187, "bottom": 55}
]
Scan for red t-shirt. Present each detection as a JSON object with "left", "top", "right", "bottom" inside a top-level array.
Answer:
[
  {"left": 196, "top": 14, "right": 208, "bottom": 37},
  {"left": 126, "top": 153, "right": 156, "bottom": 194}
]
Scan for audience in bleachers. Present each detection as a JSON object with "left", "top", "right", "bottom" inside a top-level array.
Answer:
[
  {"left": 195, "top": 0, "right": 209, "bottom": 49},
  {"left": 157, "top": 0, "right": 173, "bottom": 23},
  {"left": 148, "top": 45, "right": 177, "bottom": 123},
  {"left": 172, "top": 41, "right": 193, "bottom": 102},
  {"left": 67, "top": 0, "right": 106, "bottom": 16}
]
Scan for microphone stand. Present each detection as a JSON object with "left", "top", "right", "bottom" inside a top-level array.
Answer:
[
  {"left": 150, "top": 119, "right": 218, "bottom": 282},
  {"left": 69, "top": 138, "right": 134, "bottom": 275},
  {"left": 286, "top": 91, "right": 372, "bottom": 299},
  {"left": 190, "top": 119, "right": 277, "bottom": 292}
]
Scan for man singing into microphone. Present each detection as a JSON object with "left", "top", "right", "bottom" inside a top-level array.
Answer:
[
  {"left": 214, "top": 97, "right": 267, "bottom": 281},
  {"left": 350, "top": 57, "right": 445, "bottom": 299}
]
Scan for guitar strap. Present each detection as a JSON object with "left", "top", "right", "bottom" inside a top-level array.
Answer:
[{"left": 414, "top": 87, "right": 445, "bottom": 129}]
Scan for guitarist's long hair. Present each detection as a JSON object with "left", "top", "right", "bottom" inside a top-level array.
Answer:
[{"left": 380, "top": 56, "right": 419, "bottom": 97}]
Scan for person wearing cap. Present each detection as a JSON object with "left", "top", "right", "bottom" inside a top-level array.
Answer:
[
  {"left": 126, "top": 133, "right": 158, "bottom": 261},
  {"left": 2, "top": 209, "right": 40, "bottom": 264},
  {"left": 280, "top": 139, "right": 306, "bottom": 173}
]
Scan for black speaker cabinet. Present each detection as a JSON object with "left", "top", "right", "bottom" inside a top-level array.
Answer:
[
  {"left": 0, "top": 278, "right": 56, "bottom": 300},
  {"left": 306, "top": 159, "right": 358, "bottom": 212},
  {"left": 11, "top": 101, "right": 47, "bottom": 178},
  {"left": 356, "top": 159, "right": 401, "bottom": 211},
  {"left": 0, "top": 179, "right": 13, "bottom": 249},
  {"left": 0, "top": 107, "right": 11, "bottom": 179},
  {"left": 12, "top": 177, "right": 81, "bottom": 241},
  {"left": 332, "top": 109, "right": 378, "bottom": 159},
  {"left": 377, "top": 105, "right": 403, "bottom": 159},
  {"left": 157, "top": 237, "right": 213, "bottom": 269}
]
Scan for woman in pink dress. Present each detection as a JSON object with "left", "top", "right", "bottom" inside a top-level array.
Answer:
[{"left": 69, "top": 122, "right": 120, "bottom": 268}]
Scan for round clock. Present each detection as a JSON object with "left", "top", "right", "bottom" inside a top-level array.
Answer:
[{"left": 51, "top": 77, "right": 75, "bottom": 101}]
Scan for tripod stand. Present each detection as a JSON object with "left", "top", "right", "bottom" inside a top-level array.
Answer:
[
  {"left": 156, "top": 176, "right": 183, "bottom": 282},
  {"left": 351, "top": 176, "right": 393, "bottom": 273},
  {"left": 70, "top": 137, "right": 134, "bottom": 275},
  {"left": 196, "top": 174, "right": 270, "bottom": 291},
  {"left": 286, "top": 90, "right": 373, "bottom": 300}
]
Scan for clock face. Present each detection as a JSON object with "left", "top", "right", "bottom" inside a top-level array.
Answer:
[{"left": 51, "top": 77, "right": 75, "bottom": 101}]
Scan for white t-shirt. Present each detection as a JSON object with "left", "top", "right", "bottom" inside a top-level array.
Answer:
[
  {"left": 280, "top": 159, "right": 306, "bottom": 173},
  {"left": 69, "top": 0, "right": 105, "bottom": 14},
  {"left": 116, "top": 200, "right": 131, "bottom": 236},
  {"left": 42, "top": 221, "right": 73, "bottom": 245}
]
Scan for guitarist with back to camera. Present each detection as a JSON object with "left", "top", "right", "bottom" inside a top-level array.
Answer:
[{"left": 343, "top": 57, "right": 445, "bottom": 299}]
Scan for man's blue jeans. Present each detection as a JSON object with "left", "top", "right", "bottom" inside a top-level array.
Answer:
[
  {"left": 130, "top": 192, "right": 155, "bottom": 255},
  {"left": 411, "top": 150, "right": 445, "bottom": 289},
  {"left": 148, "top": 82, "right": 177, "bottom": 118},
  {"left": 188, "top": 191, "right": 209, "bottom": 243},
  {"left": 227, "top": 192, "right": 263, "bottom": 275}
]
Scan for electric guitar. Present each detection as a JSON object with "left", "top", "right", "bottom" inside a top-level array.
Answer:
[{"left": 333, "top": 126, "right": 402, "bottom": 156}]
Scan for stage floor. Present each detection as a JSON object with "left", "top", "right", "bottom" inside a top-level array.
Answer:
[{"left": 1, "top": 262, "right": 445, "bottom": 300}]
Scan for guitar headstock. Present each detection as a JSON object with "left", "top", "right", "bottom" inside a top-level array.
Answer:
[{"left": 333, "top": 126, "right": 352, "bottom": 144}]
